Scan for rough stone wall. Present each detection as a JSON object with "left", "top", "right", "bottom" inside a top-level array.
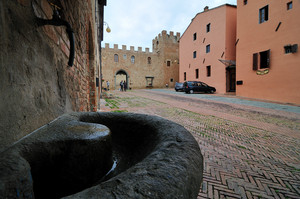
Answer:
[
  {"left": 153, "top": 30, "right": 180, "bottom": 88},
  {"left": 0, "top": 0, "right": 102, "bottom": 152},
  {"left": 101, "top": 30, "right": 180, "bottom": 90},
  {"left": 102, "top": 44, "right": 161, "bottom": 89}
]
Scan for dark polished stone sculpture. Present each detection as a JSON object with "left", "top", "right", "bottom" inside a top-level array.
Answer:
[{"left": 0, "top": 112, "right": 203, "bottom": 199}]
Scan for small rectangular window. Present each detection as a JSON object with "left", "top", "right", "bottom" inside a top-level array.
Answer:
[
  {"left": 195, "top": 69, "right": 199, "bottom": 79},
  {"left": 284, "top": 44, "right": 298, "bottom": 54},
  {"left": 236, "top": 81, "right": 243, "bottom": 85},
  {"left": 287, "top": 1, "right": 292, "bottom": 10},
  {"left": 284, "top": 45, "right": 292, "bottom": 54},
  {"left": 206, "top": 45, "right": 210, "bottom": 53},
  {"left": 184, "top": 72, "right": 186, "bottom": 81},
  {"left": 193, "top": 51, "right": 197, "bottom": 58},
  {"left": 167, "top": 60, "right": 171, "bottom": 66},
  {"left": 259, "top": 5, "right": 269, "bottom": 24},
  {"left": 243, "top": 0, "right": 247, "bottom": 5},
  {"left": 206, "top": 23, "right": 211, "bottom": 33},
  {"left": 193, "top": 33, "right": 197, "bottom": 41},
  {"left": 206, "top": 66, "right": 211, "bottom": 77}
]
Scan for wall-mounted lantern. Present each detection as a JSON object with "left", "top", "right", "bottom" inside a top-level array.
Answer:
[{"left": 104, "top": 22, "right": 111, "bottom": 33}]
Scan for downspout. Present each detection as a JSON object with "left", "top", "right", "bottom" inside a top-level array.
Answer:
[
  {"left": 34, "top": 7, "right": 75, "bottom": 67},
  {"left": 97, "top": 0, "right": 106, "bottom": 99}
]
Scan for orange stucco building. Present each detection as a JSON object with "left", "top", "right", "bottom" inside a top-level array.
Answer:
[
  {"left": 236, "top": 0, "right": 300, "bottom": 104},
  {"left": 179, "top": 4, "right": 237, "bottom": 94}
]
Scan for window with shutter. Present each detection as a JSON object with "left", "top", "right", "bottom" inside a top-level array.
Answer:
[
  {"left": 259, "top": 5, "right": 269, "bottom": 24},
  {"left": 260, "top": 50, "right": 270, "bottom": 69},
  {"left": 267, "top": 49, "right": 270, "bottom": 68},
  {"left": 253, "top": 53, "right": 258, "bottom": 70},
  {"left": 292, "top": 44, "right": 298, "bottom": 53},
  {"left": 287, "top": 1, "right": 293, "bottom": 10}
]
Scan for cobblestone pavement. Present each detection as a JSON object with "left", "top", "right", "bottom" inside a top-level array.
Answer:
[{"left": 100, "top": 89, "right": 300, "bottom": 199}]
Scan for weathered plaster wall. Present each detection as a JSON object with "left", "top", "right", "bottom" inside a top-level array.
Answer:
[
  {"left": 179, "top": 5, "right": 237, "bottom": 94},
  {"left": 236, "top": 0, "right": 300, "bottom": 104},
  {"left": 0, "top": 0, "right": 102, "bottom": 152}
]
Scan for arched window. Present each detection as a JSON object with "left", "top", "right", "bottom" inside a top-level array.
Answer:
[
  {"left": 114, "top": 54, "right": 119, "bottom": 62},
  {"left": 131, "top": 55, "right": 135, "bottom": 64},
  {"left": 148, "top": 57, "right": 151, "bottom": 64}
]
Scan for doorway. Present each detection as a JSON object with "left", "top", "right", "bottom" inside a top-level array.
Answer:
[
  {"left": 145, "top": 76, "right": 154, "bottom": 88},
  {"left": 226, "top": 66, "right": 236, "bottom": 92},
  {"left": 115, "top": 70, "right": 128, "bottom": 90}
]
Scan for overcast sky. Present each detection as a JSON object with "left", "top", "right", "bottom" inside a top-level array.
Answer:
[{"left": 102, "top": 0, "right": 237, "bottom": 51}]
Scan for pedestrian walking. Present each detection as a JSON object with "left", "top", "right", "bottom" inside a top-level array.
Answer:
[
  {"left": 120, "top": 80, "right": 124, "bottom": 91},
  {"left": 106, "top": 81, "right": 110, "bottom": 91},
  {"left": 124, "top": 81, "right": 127, "bottom": 92}
]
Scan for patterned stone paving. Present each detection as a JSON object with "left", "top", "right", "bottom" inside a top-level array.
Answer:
[{"left": 100, "top": 89, "right": 300, "bottom": 199}]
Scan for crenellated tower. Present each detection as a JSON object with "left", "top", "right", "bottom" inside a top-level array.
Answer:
[
  {"left": 152, "top": 30, "right": 180, "bottom": 87},
  {"left": 153, "top": 30, "right": 181, "bottom": 53}
]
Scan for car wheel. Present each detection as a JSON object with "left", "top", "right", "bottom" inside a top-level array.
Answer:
[
  {"left": 210, "top": 90, "right": 215, "bottom": 93},
  {"left": 189, "top": 90, "right": 194, "bottom": 94}
]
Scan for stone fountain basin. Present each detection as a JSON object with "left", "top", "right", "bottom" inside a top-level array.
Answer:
[{"left": 0, "top": 112, "right": 203, "bottom": 199}]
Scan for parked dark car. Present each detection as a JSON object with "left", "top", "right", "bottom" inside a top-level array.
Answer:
[
  {"left": 183, "top": 81, "right": 216, "bottom": 94},
  {"left": 175, "top": 82, "right": 184, "bottom": 92}
]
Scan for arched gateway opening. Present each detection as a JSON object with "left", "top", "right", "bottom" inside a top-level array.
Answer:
[{"left": 115, "top": 70, "right": 129, "bottom": 90}]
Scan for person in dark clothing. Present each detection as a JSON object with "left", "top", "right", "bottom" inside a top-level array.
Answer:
[
  {"left": 124, "top": 81, "right": 127, "bottom": 92},
  {"left": 120, "top": 80, "right": 124, "bottom": 91}
]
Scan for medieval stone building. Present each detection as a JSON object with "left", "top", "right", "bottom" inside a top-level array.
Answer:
[{"left": 101, "top": 30, "right": 180, "bottom": 90}]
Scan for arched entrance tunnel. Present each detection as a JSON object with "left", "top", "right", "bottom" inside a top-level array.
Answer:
[
  {"left": 115, "top": 70, "right": 128, "bottom": 90},
  {"left": 0, "top": 112, "right": 203, "bottom": 199}
]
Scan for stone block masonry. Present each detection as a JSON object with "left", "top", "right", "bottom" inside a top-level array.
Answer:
[{"left": 101, "top": 30, "right": 180, "bottom": 90}]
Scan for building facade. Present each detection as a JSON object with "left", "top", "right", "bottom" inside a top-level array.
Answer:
[
  {"left": 236, "top": 0, "right": 300, "bottom": 104},
  {"left": 179, "top": 5, "right": 237, "bottom": 94},
  {"left": 0, "top": 0, "right": 105, "bottom": 151},
  {"left": 102, "top": 30, "right": 180, "bottom": 90}
]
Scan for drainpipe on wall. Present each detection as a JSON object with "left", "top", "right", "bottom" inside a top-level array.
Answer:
[{"left": 96, "top": 0, "right": 106, "bottom": 110}]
